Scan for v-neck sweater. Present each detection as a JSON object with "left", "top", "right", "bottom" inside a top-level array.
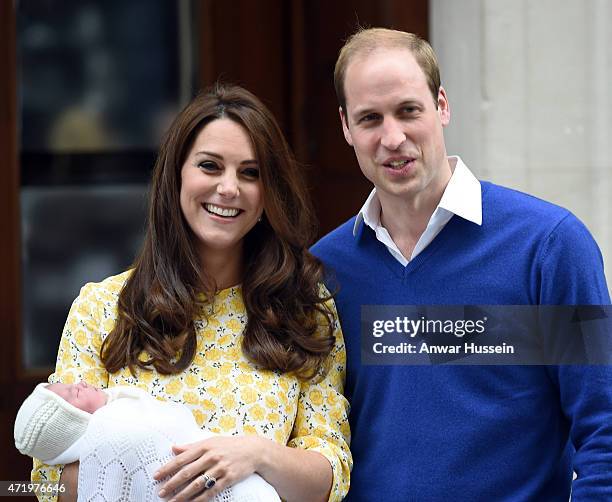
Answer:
[{"left": 312, "top": 181, "right": 612, "bottom": 501}]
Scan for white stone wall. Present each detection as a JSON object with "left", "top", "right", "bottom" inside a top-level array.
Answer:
[{"left": 431, "top": 0, "right": 612, "bottom": 292}]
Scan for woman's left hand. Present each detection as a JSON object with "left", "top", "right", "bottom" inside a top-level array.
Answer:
[{"left": 154, "top": 435, "right": 267, "bottom": 501}]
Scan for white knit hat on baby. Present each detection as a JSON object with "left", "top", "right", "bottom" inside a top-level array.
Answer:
[{"left": 14, "top": 382, "right": 91, "bottom": 462}]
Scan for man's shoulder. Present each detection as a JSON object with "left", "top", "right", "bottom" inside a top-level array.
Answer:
[
  {"left": 482, "top": 181, "right": 577, "bottom": 231},
  {"left": 484, "top": 181, "right": 569, "bottom": 216},
  {"left": 311, "top": 216, "right": 358, "bottom": 257},
  {"left": 483, "top": 181, "right": 607, "bottom": 295}
]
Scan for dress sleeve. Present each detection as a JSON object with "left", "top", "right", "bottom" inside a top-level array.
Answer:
[
  {"left": 287, "top": 295, "right": 352, "bottom": 502},
  {"left": 31, "top": 282, "right": 111, "bottom": 502}
]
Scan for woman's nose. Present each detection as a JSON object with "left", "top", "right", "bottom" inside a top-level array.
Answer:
[{"left": 217, "top": 172, "right": 239, "bottom": 198}]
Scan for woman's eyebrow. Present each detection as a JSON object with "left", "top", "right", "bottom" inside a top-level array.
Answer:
[
  {"left": 194, "top": 150, "right": 223, "bottom": 159},
  {"left": 195, "top": 150, "right": 257, "bottom": 165}
]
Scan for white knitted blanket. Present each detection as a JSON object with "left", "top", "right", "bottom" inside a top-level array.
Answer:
[{"left": 70, "top": 387, "right": 280, "bottom": 502}]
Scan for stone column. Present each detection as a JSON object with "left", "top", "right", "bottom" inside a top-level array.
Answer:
[{"left": 431, "top": 0, "right": 612, "bottom": 289}]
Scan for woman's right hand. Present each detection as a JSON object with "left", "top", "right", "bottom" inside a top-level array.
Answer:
[
  {"left": 57, "top": 461, "right": 78, "bottom": 502},
  {"left": 155, "top": 436, "right": 263, "bottom": 501}
]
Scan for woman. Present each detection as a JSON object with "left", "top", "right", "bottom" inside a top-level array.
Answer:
[{"left": 32, "top": 84, "right": 351, "bottom": 502}]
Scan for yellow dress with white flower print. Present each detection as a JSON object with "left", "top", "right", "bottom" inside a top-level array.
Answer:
[{"left": 31, "top": 271, "right": 351, "bottom": 501}]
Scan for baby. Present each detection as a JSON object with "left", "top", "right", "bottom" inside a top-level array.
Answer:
[{"left": 15, "top": 382, "right": 280, "bottom": 501}]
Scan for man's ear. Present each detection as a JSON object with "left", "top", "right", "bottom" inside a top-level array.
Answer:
[
  {"left": 339, "top": 106, "right": 354, "bottom": 146},
  {"left": 437, "top": 87, "right": 450, "bottom": 127}
]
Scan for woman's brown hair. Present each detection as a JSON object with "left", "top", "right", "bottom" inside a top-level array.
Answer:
[{"left": 101, "top": 83, "right": 335, "bottom": 379}]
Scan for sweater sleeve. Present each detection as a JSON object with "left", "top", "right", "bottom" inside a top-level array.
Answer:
[
  {"left": 537, "top": 213, "right": 610, "bottom": 305},
  {"left": 286, "top": 296, "right": 352, "bottom": 502},
  {"left": 31, "top": 281, "right": 111, "bottom": 502},
  {"left": 539, "top": 214, "right": 612, "bottom": 499}
]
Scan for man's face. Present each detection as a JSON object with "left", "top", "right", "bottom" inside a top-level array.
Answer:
[{"left": 341, "top": 48, "right": 451, "bottom": 207}]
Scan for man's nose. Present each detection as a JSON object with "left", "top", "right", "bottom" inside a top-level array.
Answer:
[
  {"left": 216, "top": 171, "right": 239, "bottom": 198},
  {"left": 380, "top": 119, "right": 406, "bottom": 150}
]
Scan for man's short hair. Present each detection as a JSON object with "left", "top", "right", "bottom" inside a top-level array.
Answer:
[{"left": 334, "top": 27, "right": 441, "bottom": 113}]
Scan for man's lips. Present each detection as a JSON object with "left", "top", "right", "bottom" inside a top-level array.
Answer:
[
  {"left": 382, "top": 157, "right": 416, "bottom": 169},
  {"left": 380, "top": 157, "right": 418, "bottom": 177}
]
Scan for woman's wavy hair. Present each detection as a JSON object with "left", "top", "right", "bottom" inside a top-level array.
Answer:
[{"left": 100, "top": 83, "right": 335, "bottom": 379}]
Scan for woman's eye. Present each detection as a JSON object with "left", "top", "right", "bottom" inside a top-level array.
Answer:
[
  {"left": 198, "top": 161, "right": 218, "bottom": 172},
  {"left": 242, "top": 167, "right": 260, "bottom": 179}
]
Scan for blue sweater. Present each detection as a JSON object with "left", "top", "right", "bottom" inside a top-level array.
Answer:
[{"left": 312, "top": 182, "right": 612, "bottom": 501}]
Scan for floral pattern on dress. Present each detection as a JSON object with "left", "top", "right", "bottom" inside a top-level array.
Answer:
[{"left": 32, "top": 271, "right": 351, "bottom": 501}]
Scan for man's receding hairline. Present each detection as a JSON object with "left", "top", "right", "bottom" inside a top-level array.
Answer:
[
  {"left": 344, "top": 45, "right": 427, "bottom": 78},
  {"left": 342, "top": 47, "right": 432, "bottom": 113}
]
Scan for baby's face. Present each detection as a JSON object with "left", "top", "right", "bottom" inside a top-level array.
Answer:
[{"left": 46, "top": 381, "right": 107, "bottom": 413}]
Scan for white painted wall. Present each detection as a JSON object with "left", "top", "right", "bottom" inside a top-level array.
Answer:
[{"left": 431, "top": 0, "right": 612, "bottom": 292}]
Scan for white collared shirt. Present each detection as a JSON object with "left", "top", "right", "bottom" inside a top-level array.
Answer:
[{"left": 352, "top": 156, "right": 482, "bottom": 266}]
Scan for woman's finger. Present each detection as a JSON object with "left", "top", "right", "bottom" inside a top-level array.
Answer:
[
  {"left": 154, "top": 444, "right": 206, "bottom": 480},
  {"left": 192, "top": 467, "right": 232, "bottom": 502},
  {"left": 171, "top": 444, "right": 189, "bottom": 455},
  {"left": 168, "top": 470, "right": 223, "bottom": 502},
  {"left": 157, "top": 455, "right": 215, "bottom": 497}
]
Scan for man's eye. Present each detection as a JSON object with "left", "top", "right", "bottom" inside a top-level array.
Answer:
[
  {"left": 242, "top": 167, "right": 260, "bottom": 179},
  {"left": 198, "top": 161, "right": 218, "bottom": 172},
  {"left": 359, "top": 114, "right": 379, "bottom": 124}
]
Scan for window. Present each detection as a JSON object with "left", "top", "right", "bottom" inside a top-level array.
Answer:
[{"left": 18, "top": 0, "right": 196, "bottom": 369}]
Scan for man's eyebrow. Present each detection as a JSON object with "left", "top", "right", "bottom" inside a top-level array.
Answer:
[
  {"left": 350, "top": 99, "right": 423, "bottom": 120},
  {"left": 194, "top": 150, "right": 258, "bottom": 164},
  {"left": 397, "top": 99, "right": 422, "bottom": 107},
  {"left": 350, "top": 107, "right": 376, "bottom": 120}
]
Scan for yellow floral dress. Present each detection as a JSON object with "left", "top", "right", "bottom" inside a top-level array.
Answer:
[{"left": 32, "top": 271, "right": 351, "bottom": 501}]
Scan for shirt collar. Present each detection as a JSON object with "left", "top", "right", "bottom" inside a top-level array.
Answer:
[{"left": 353, "top": 156, "right": 482, "bottom": 236}]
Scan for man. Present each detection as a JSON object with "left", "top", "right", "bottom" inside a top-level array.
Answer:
[{"left": 312, "top": 28, "right": 612, "bottom": 500}]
